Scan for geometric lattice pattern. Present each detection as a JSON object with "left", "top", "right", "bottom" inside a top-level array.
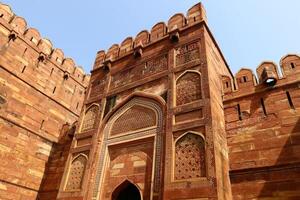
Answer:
[
  {"left": 176, "top": 42, "right": 200, "bottom": 66},
  {"left": 174, "top": 133, "right": 206, "bottom": 180},
  {"left": 65, "top": 155, "right": 87, "bottom": 191},
  {"left": 110, "top": 105, "right": 157, "bottom": 136},
  {"left": 176, "top": 72, "right": 202, "bottom": 106},
  {"left": 81, "top": 105, "right": 98, "bottom": 132}
]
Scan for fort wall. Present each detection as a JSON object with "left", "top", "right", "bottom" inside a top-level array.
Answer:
[
  {"left": 223, "top": 55, "right": 300, "bottom": 199},
  {"left": 0, "top": 3, "right": 89, "bottom": 199}
]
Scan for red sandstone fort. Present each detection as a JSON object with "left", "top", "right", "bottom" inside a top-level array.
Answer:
[{"left": 0, "top": 2, "right": 299, "bottom": 200}]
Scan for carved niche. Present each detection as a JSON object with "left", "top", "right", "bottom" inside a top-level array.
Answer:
[
  {"left": 80, "top": 105, "right": 99, "bottom": 132},
  {"left": 65, "top": 154, "right": 88, "bottom": 191},
  {"left": 176, "top": 41, "right": 200, "bottom": 66},
  {"left": 110, "top": 105, "right": 157, "bottom": 136},
  {"left": 176, "top": 71, "right": 202, "bottom": 106},
  {"left": 174, "top": 133, "right": 206, "bottom": 180}
]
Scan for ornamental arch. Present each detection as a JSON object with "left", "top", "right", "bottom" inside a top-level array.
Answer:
[
  {"left": 91, "top": 93, "right": 165, "bottom": 200},
  {"left": 173, "top": 131, "right": 206, "bottom": 181}
]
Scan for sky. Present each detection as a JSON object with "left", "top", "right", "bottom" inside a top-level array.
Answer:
[{"left": 2, "top": 0, "right": 300, "bottom": 75}]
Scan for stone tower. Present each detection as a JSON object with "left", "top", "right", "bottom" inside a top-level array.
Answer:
[{"left": 58, "top": 3, "right": 232, "bottom": 200}]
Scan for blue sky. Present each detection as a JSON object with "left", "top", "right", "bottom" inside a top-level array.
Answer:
[{"left": 3, "top": 0, "right": 300, "bottom": 75}]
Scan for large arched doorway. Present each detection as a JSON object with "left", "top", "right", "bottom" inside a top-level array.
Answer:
[
  {"left": 92, "top": 95, "right": 165, "bottom": 200},
  {"left": 112, "top": 180, "right": 141, "bottom": 200}
]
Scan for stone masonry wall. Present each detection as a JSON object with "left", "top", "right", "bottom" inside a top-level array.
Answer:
[
  {"left": 0, "top": 3, "right": 89, "bottom": 200},
  {"left": 224, "top": 55, "right": 300, "bottom": 199}
]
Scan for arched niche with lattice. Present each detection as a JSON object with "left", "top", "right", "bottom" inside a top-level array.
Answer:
[
  {"left": 80, "top": 104, "right": 99, "bottom": 132},
  {"left": 174, "top": 132, "right": 206, "bottom": 180},
  {"left": 176, "top": 71, "right": 202, "bottom": 106},
  {"left": 65, "top": 154, "right": 88, "bottom": 191},
  {"left": 110, "top": 105, "right": 157, "bottom": 136}
]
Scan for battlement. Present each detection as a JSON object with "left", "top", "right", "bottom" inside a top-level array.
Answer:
[
  {"left": 0, "top": 3, "right": 90, "bottom": 117},
  {"left": 92, "top": 2, "right": 207, "bottom": 70},
  {"left": 0, "top": 3, "right": 90, "bottom": 85},
  {"left": 223, "top": 54, "right": 300, "bottom": 100}
]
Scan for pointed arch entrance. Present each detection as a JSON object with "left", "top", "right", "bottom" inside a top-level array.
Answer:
[
  {"left": 112, "top": 180, "right": 142, "bottom": 200},
  {"left": 92, "top": 94, "right": 165, "bottom": 200}
]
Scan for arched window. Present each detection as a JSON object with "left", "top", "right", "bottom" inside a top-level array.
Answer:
[
  {"left": 65, "top": 154, "right": 87, "bottom": 191},
  {"left": 176, "top": 71, "right": 202, "bottom": 106},
  {"left": 81, "top": 105, "right": 98, "bottom": 132},
  {"left": 174, "top": 133, "right": 206, "bottom": 180}
]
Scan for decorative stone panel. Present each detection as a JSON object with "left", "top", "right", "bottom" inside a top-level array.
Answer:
[
  {"left": 176, "top": 71, "right": 202, "bottom": 106},
  {"left": 65, "top": 154, "right": 87, "bottom": 191},
  {"left": 176, "top": 42, "right": 200, "bottom": 66},
  {"left": 89, "top": 78, "right": 106, "bottom": 99},
  {"left": 80, "top": 105, "right": 99, "bottom": 132},
  {"left": 110, "top": 105, "right": 156, "bottom": 136},
  {"left": 110, "top": 54, "right": 168, "bottom": 90},
  {"left": 174, "top": 133, "right": 206, "bottom": 180}
]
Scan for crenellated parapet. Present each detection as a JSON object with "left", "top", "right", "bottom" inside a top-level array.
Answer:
[
  {"left": 0, "top": 3, "right": 91, "bottom": 117},
  {"left": 223, "top": 54, "right": 300, "bottom": 99},
  {"left": 0, "top": 3, "right": 90, "bottom": 85},
  {"left": 92, "top": 3, "right": 207, "bottom": 70}
]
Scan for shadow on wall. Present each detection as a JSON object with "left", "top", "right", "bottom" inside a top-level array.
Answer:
[
  {"left": 230, "top": 111, "right": 300, "bottom": 199},
  {"left": 226, "top": 54, "right": 300, "bottom": 199},
  {"left": 36, "top": 123, "right": 76, "bottom": 200},
  {"left": 257, "top": 117, "right": 300, "bottom": 198}
]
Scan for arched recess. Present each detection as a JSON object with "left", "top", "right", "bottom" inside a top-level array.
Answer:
[
  {"left": 80, "top": 104, "right": 100, "bottom": 133},
  {"left": 110, "top": 104, "right": 157, "bottom": 136},
  {"left": 65, "top": 153, "right": 88, "bottom": 191},
  {"left": 91, "top": 93, "right": 165, "bottom": 200},
  {"left": 111, "top": 180, "right": 142, "bottom": 200},
  {"left": 174, "top": 132, "right": 206, "bottom": 181},
  {"left": 176, "top": 70, "right": 202, "bottom": 106}
]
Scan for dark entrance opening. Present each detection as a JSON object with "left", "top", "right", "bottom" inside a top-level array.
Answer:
[{"left": 112, "top": 180, "right": 141, "bottom": 200}]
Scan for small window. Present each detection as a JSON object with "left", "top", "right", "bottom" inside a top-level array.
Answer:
[
  {"left": 260, "top": 98, "right": 267, "bottom": 116},
  {"left": 50, "top": 68, "right": 54, "bottom": 76},
  {"left": 286, "top": 91, "right": 295, "bottom": 109},
  {"left": 225, "top": 82, "right": 229, "bottom": 88},
  {"left": 22, "top": 48, "right": 27, "bottom": 57},
  {"left": 242, "top": 76, "right": 247, "bottom": 83},
  {"left": 104, "top": 95, "right": 117, "bottom": 116},
  {"left": 21, "top": 65, "right": 26, "bottom": 73},
  {"left": 40, "top": 120, "right": 45, "bottom": 129},
  {"left": 237, "top": 104, "right": 242, "bottom": 120},
  {"left": 291, "top": 62, "right": 295, "bottom": 69}
]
